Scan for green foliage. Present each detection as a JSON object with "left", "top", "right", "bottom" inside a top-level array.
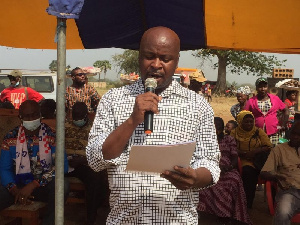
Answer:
[
  {"left": 112, "top": 50, "right": 139, "bottom": 75},
  {"left": 49, "top": 60, "right": 71, "bottom": 74},
  {"left": 194, "top": 49, "right": 285, "bottom": 77},
  {"left": 49, "top": 60, "right": 57, "bottom": 72},
  {"left": 194, "top": 49, "right": 286, "bottom": 94},
  {"left": 93, "top": 60, "right": 112, "bottom": 80}
]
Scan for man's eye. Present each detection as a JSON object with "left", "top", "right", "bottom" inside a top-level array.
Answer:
[{"left": 144, "top": 55, "right": 154, "bottom": 60}]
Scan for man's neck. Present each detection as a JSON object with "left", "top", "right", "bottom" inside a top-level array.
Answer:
[
  {"left": 72, "top": 83, "right": 85, "bottom": 89},
  {"left": 11, "top": 85, "right": 24, "bottom": 89},
  {"left": 24, "top": 128, "right": 40, "bottom": 136}
]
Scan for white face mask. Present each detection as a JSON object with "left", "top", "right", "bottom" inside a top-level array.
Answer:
[
  {"left": 10, "top": 81, "right": 20, "bottom": 88},
  {"left": 22, "top": 118, "right": 41, "bottom": 131}
]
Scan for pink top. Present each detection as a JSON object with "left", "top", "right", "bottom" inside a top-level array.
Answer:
[{"left": 244, "top": 94, "right": 286, "bottom": 135}]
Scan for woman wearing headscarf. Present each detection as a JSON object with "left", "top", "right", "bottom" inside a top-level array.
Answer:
[
  {"left": 231, "top": 110, "right": 272, "bottom": 209},
  {"left": 230, "top": 86, "right": 251, "bottom": 119},
  {"left": 198, "top": 117, "right": 252, "bottom": 225},
  {"left": 244, "top": 78, "right": 288, "bottom": 145}
]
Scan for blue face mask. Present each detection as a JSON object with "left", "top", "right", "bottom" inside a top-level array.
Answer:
[{"left": 73, "top": 118, "right": 87, "bottom": 127}]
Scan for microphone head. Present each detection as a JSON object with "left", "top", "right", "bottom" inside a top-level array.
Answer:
[{"left": 145, "top": 78, "right": 157, "bottom": 90}]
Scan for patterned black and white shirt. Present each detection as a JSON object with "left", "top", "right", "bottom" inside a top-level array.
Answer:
[{"left": 86, "top": 79, "right": 220, "bottom": 224}]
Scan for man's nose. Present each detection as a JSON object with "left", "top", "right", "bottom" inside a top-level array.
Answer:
[{"left": 151, "top": 58, "right": 162, "bottom": 68}]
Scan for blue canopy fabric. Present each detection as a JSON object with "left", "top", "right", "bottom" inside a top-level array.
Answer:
[
  {"left": 46, "top": 0, "right": 84, "bottom": 19},
  {"left": 75, "top": 0, "right": 205, "bottom": 50}
]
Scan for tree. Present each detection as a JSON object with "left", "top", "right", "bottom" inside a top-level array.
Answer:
[
  {"left": 93, "top": 60, "right": 112, "bottom": 81},
  {"left": 194, "top": 50, "right": 286, "bottom": 95},
  {"left": 49, "top": 60, "right": 57, "bottom": 72},
  {"left": 49, "top": 60, "right": 71, "bottom": 74},
  {"left": 112, "top": 50, "right": 139, "bottom": 76}
]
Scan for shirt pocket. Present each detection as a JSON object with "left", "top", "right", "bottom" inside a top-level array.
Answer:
[{"left": 159, "top": 102, "right": 197, "bottom": 144}]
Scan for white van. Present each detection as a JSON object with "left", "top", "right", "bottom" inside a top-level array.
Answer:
[{"left": 0, "top": 71, "right": 72, "bottom": 101}]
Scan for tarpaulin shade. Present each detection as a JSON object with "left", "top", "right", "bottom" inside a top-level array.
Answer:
[
  {"left": 0, "top": 0, "right": 83, "bottom": 49},
  {"left": 1, "top": 0, "right": 300, "bottom": 53}
]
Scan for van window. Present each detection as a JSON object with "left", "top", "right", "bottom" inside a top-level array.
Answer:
[
  {"left": 23, "top": 76, "right": 54, "bottom": 93},
  {"left": 0, "top": 76, "right": 10, "bottom": 92}
]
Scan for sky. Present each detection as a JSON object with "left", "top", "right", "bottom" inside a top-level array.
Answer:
[{"left": 0, "top": 46, "right": 299, "bottom": 85}]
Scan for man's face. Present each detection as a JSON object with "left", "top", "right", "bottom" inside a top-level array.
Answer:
[
  {"left": 289, "top": 125, "right": 300, "bottom": 148},
  {"left": 72, "top": 69, "right": 87, "bottom": 85},
  {"left": 8, "top": 76, "right": 20, "bottom": 86},
  {"left": 139, "top": 30, "right": 179, "bottom": 93},
  {"left": 256, "top": 82, "right": 268, "bottom": 96}
]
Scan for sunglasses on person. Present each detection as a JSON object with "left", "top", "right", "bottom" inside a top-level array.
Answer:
[{"left": 75, "top": 73, "right": 86, "bottom": 77}]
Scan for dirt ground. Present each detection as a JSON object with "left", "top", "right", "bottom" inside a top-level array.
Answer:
[{"left": 208, "top": 96, "right": 237, "bottom": 123}]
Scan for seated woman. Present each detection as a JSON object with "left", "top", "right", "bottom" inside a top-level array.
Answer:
[
  {"left": 198, "top": 117, "right": 252, "bottom": 225},
  {"left": 231, "top": 110, "right": 272, "bottom": 209}
]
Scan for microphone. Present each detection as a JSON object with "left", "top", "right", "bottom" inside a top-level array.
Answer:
[{"left": 144, "top": 78, "right": 157, "bottom": 134}]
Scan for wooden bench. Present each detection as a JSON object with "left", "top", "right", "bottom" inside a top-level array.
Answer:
[
  {"left": 66, "top": 177, "right": 86, "bottom": 204},
  {"left": 0, "top": 201, "right": 46, "bottom": 225}
]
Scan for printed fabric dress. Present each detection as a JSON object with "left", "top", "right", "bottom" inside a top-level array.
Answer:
[{"left": 198, "top": 135, "right": 252, "bottom": 225}]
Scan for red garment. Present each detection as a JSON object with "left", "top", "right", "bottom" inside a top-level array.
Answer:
[
  {"left": 198, "top": 135, "right": 252, "bottom": 225},
  {"left": 244, "top": 94, "right": 286, "bottom": 135},
  {"left": 284, "top": 98, "right": 295, "bottom": 127},
  {"left": 0, "top": 87, "right": 44, "bottom": 109},
  {"left": 284, "top": 98, "right": 294, "bottom": 108}
]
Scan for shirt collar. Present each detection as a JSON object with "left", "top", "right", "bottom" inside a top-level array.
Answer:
[{"left": 124, "top": 79, "right": 189, "bottom": 99}]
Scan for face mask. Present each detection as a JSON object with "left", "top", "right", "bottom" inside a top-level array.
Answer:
[
  {"left": 73, "top": 118, "right": 87, "bottom": 127},
  {"left": 22, "top": 118, "right": 41, "bottom": 131},
  {"left": 10, "top": 81, "right": 20, "bottom": 88}
]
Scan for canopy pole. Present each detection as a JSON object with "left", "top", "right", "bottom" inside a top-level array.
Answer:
[{"left": 55, "top": 17, "right": 66, "bottom": 225}]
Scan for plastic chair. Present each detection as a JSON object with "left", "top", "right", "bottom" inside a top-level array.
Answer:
[{"left": 265, "top": 180, "right": 300, "bottom": 222}]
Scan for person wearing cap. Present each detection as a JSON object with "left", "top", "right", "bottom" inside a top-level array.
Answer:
[
  {"left": 230, "top": 86, "right": 251, "bottom": 119},
  {"left": 0, "top": 70, "right": 44, "bottom": 109},
  {"left": 244, "top": 77, "right": 289, "bottom": 145}
]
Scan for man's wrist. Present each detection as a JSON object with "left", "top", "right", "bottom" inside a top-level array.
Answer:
[{"left": 7, "top": 183, "right": 16, "bottom": 192}]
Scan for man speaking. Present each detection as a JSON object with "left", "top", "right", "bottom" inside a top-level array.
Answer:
[{"left": 86, "top": 26, "right": 220, "bottom": 224}]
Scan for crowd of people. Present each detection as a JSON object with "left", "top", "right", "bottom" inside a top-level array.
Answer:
[
  {"left": 0, "top": 67, "right": 107, "bottom": 225},
  {"left": 0, "top": 26, "right": 299, "bottom": 225}
]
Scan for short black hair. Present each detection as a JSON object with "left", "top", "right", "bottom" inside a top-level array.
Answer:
[
  {"left": 41, "top": 99, "right": 56, "bottom": 119},
  {"left": 72, "top": 102, "right": 88, "bottom": 119},
  {"left": 71, "top": 67, "right": 82, "bottom": 77},
  {"left": 227, "top": 120, "right": 238, "bottom": 128},
  {"left": 286, "top": 90, "right": 298, "bottom": 97},
  {"left": 0, "top": 101, "right": 15, "bottom": 109}
]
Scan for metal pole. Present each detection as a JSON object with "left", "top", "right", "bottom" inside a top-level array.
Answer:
[{"left": 55, "top": 17, "right": 66, "bottom": 225}]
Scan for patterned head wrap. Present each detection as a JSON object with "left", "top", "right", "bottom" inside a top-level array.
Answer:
[{"left": 236, "top": 86, "right": 251, "bottom": 95}]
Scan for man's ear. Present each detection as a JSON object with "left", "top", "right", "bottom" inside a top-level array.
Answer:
[{"left": 176, "top": 53, "right": 180, "bottom": 69}]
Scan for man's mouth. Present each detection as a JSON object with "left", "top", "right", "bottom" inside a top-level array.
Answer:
[{"left": 148, "top": 73, "right": 163, "bottom": 79}]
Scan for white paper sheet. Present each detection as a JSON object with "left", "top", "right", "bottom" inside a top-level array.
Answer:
[{"left": 126, "top": 141, "right": 196, "bottom": 173}]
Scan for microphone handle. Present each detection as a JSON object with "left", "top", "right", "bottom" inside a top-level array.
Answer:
[{"left": 144, "top": 86, "right": 155, "bottom": 134}]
